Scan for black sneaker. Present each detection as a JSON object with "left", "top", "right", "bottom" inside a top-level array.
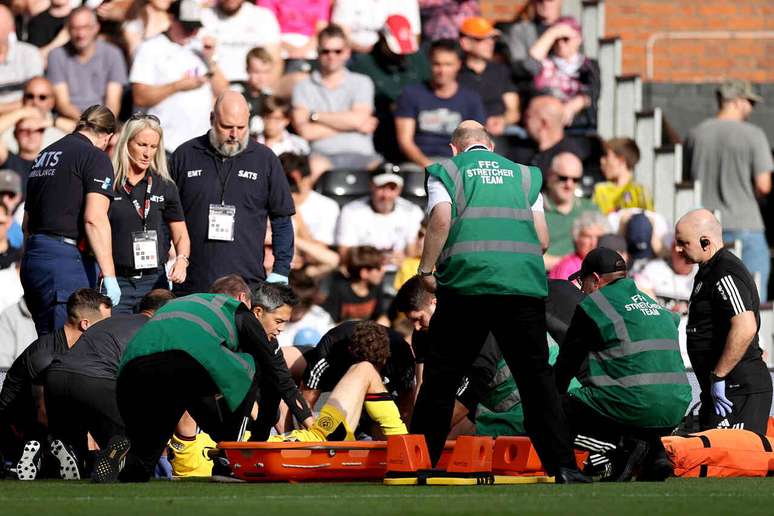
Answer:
[
  {"left": 556, "top": 466, "right": 593, "bottom": 484},
  {"left": 50, "top": 440, "right": 81, "bottom": 480},
  {"left": 16, "top": 440, "right": 43, "bottom": 481},
  {"left": 92, "top": 436, "right": 130, "bottom": 484},
  {"left": 609, "top": 439, "right": 650, "bottom": 482}
]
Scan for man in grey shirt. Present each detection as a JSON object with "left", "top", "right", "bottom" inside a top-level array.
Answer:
[
  {"left": 291, "top": 24, "right": 381, "bottom": 172},
  {"left": 46, "top": 7, "right": 127, "bottom": 118},
  {"left": 684, "top": 79, "right": 773, "bottom": 300}
]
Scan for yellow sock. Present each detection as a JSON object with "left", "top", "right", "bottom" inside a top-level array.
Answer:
[
  {"left": 168, "top": 432, "right": 217, "bottom": 477},
  {"left": 269, "top": 404, "right": 354, "bottom": 442},
  {"left": 364, "top": 393, "right": 407, "bottom": 436}
]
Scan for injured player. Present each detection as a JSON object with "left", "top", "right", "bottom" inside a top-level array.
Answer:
[{"left": 271, "top": 321, "right": 407, "bottom": 442}]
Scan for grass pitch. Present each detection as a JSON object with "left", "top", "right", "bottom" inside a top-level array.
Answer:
[{"left": 3, "top": 478, "right": 774, "bottom": 516}]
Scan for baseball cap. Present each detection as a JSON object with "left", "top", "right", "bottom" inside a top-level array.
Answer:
[
  {"left": 718, "top": 79, "right": 763, "bottom": 103},
  {"left": 169, "top": 0, "right": 203, "bottom": 28},
  {"left": 382, "top": 15, "right": 418, "bottom": 55},
  {"left": 568, "top": 247, "right": 627, "bottom": 282},
  {"left": 459, "top": 16, "right": 500, "bottom": 39},
  {"left": 625, "top": 212, "right": 654, "bottom": 260},
  {"left": 371, "top": 166, "right": 404, "bottom": 188},
  {"left": 0, "top": 170, "right": 21, "bottom": 195}
]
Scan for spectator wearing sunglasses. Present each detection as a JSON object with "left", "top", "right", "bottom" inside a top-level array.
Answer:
[
  {"left": 543, "top": 152, "right": 599, "bottom": 271},
  {"left": 0, "top": 108, "right": 47, "bottom": 197},
  {"left": 107, "top": 113, "right": 190, "bottom": 314}
]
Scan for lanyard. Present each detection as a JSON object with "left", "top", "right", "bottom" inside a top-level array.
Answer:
[
  {"left": 217, "top": 160, "right": 234, "bottom": 205},
  {"left": 124, "top": 174, "right": 153, "bottom": 229}
]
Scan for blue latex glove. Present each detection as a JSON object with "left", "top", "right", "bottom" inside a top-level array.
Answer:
[
  {"left": 710, "top": 378, "right": 734, "bottom": 417},
  {"left": 154, "top": 455, "right": 172, "bottom": 479},
  {"left": 265, "top": 272, "right": 288, "bottom": 284},
  {"left": 102, "top": 276, "right": 122, "bottom": 306}
]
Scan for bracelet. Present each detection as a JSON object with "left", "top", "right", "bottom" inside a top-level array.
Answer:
[
  {"left": 416, "top": 266, "right": 433, "bottom": 277},
  {"left": 176, "top": 255, "right": 189, "bottom": 264}
]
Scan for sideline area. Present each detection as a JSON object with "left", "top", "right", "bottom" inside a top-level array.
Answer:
[{"left": 3, "top": 478, "right": 774, "bottom": 516}]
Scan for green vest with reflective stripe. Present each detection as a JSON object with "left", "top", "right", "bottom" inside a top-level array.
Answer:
[
  {"left": 570, "top": 279, "right": 691, "bottom": 428},
  {"left": 119, "top": 294, "right": 255, "bottom": 411},
  {"left": 426, "top": 150, "right": 547, "bottom": 297}
]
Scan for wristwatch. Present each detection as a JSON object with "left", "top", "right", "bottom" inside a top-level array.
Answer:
[
  {"left": 309, "top": 110, "right": 319, "bottom": 122},
  {"left": 416, "top": 266, "right": 433, "bottom": 277}
]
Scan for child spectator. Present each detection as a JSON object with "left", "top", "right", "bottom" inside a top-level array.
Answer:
[
  {"left": 593, "top": 137, "right": 653, "bottom": 215},
  {"left": 258, "top": 96, "right": 310, "bottom": 156},
  {"left": 278, "top": 269, "right": 335, "bottom": 347},
  {"left": 323, "top": 246, "right": 386, "bottom": 323}
]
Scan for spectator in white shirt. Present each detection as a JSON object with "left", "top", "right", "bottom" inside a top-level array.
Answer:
[
  {"left": 258, "top": 96, "right": 310, "bottom": 156},
  {"left": 336, "top": 168, "right": 424, "bottom": 270}
]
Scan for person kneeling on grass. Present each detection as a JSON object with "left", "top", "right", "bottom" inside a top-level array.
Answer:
[
  {"left": 91, "top": 276, "right": 314, "bottom": 483},
  {"left": 271, "top": 321, "right": 407, "bottom": 442}
]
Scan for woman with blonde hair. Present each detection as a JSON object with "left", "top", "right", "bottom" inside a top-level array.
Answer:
[{"left": 109, "top": 113, "right": 190, "bottom": 313}]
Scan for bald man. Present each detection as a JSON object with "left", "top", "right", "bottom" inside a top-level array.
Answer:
[
  {"left": 413, "top": 120, "right": 589, "bottom": 483},
  {"left": 170, "top": 91, "right": 295, "bottom": 294},
  {"left": 675, "top": 209, "right": 772, "bottom": 434},
  {"left": 509, "top": 95, "right": 590, "bottom": 177}
]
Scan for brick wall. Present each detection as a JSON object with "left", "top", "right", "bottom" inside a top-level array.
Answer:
[{"left": 481, "top": 0, "right": 774, "bottom": 83}]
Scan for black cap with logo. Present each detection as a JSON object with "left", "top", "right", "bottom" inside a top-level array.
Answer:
[{"left": 568, "top": 247, "right": 627, "bottom": 282}]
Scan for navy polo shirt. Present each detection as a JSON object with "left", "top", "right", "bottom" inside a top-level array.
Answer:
[
  {"left": 25, "top": 132, "right": 114, "bottom": 240},
  {"left": 170, "top": 135, "right": 295, "bottom": 294}
]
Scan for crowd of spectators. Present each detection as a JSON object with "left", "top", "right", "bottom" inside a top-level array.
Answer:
[{"left": 0, "top": 0, "right": 770, "bottom": 364}]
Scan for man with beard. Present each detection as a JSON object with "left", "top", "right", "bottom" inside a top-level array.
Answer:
[{"left": 170, "top": 91, "right": 295, "bottom": 293}]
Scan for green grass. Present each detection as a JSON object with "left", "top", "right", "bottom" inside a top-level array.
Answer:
[{"left": 2, "top": 478, "right": 774, "bottom": 516}]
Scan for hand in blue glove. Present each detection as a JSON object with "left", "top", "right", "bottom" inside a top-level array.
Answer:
[
  {"left": 154, "top": 454, "right": 173, "bottom": 479},
  {"left": 265, "top": 272, "right": 288, "bottom": 284},
  {"left": 710, "top": 377, "right": 734, "bottom": 417},
  {"left": 102, "top": 276, "right": 122, "bottom": 307}
]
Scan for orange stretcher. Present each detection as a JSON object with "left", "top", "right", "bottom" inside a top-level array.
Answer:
[
  {"left": 217, "top": 438, "right": 586, "bottom": 482},
  {"left": 217, "top": 441, "right": 459, "bottom": 482}
]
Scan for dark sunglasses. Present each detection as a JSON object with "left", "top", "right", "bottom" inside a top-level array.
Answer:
[
  {"left": 24, "top": 93, "right": 51, "bottom": 101},
  {"left": 128, "top": 112, "right": 161, "bottom": 123},
  {"left": 319, "top": 48, "right": 345, "bottom": 55},
  {"left": 554, "top": 174, "right": 579, "bottom": 184}
]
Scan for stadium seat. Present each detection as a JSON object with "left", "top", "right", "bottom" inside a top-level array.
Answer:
[
  {"left": 314, "top": 169, "right": 371, "bottom": 208},
  {"left": 400, "top": 170, "right": 427, "bottom": 209}
]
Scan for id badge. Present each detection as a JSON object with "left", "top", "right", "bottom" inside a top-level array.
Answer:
[
  {"left": 132, "top": 230, "right": 159, "bottom": 270},
  {"left": 209, "top": 204, "right": 236, "bottom": 241}
]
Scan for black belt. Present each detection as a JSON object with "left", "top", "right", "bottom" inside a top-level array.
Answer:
[
  {"left": 115, "top": 266, "right": 162, "bottom": 279},
  {"left": 39, "top": 233, "right": 78, "bottom": 246}
]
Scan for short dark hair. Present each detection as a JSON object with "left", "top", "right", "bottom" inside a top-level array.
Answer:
[
  {"left": 346, "top": 246, "right": 383, "bottom": 279},
  {"left": 429, "top": 39, "right": 461, "bottom": 59},
  {"left": 260, "top": 95, "right": 291, "bottom": 118},
  {"left": 138, "top": 289, "right": 175, "bottom": 314},
  {"left": 252, "top": 281, "right": 299, "bottom": 311},
  {"left": 349, "top": 321, "right": 391, "bottom": 370},
  {"left": 279, "top": 152, "right": 310, "bottom": 179},
  {"left": 393, "top": 276, "right": 433, "bottom": 314},
  {"left": 209, "top": 274, "right": 251, "bottom": 300},
  {"left": 318, "top": 23, "right": 348, "bottom": 46},
  {"left": 604, "top": 137, "right": 640, "bottom": 170},
  {"left": 67, "top": 288, "right": 111, "bottom": 324},
  {"left": 289, "top": 269, "right": 320, "bottom": 309}
]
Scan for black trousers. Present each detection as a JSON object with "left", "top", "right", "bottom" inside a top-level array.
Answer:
[
  {"left": 410, "top": 290, "right": 575, "bottom": 474},
  {"left": 45, "top": 370, "right": 125, "bottom": 463},
  {"left": 116, "top": 351, "right": 256, "bottom": 482}
]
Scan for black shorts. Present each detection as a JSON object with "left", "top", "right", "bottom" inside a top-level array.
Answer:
[{"left": 699, "top": 390, "right": 773, "bottom": 435}]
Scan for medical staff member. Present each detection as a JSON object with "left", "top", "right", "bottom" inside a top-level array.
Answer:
[
  {"left": 411, "top": 120, "right": 587, "bottom": 483},
  {"left": 22, "top": 105, "right": 120, "bottom": 334},
  {"left": 109, "top": 113, "right": 190, "bottom": 313}
]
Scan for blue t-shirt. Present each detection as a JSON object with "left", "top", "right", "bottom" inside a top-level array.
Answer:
[{"left": 394, "top": 82, "right": 486, "bottom": 158}]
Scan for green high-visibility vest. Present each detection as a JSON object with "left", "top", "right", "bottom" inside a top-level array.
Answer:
[
  {"left": 570, "top": 279, "right": 691, "bottom": 428},
  {"left": 426, "top": 150, "right": 547, "bottom": 297},
  {"left": 119, "top": 294, "right": 255, "bottom": 411}
]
